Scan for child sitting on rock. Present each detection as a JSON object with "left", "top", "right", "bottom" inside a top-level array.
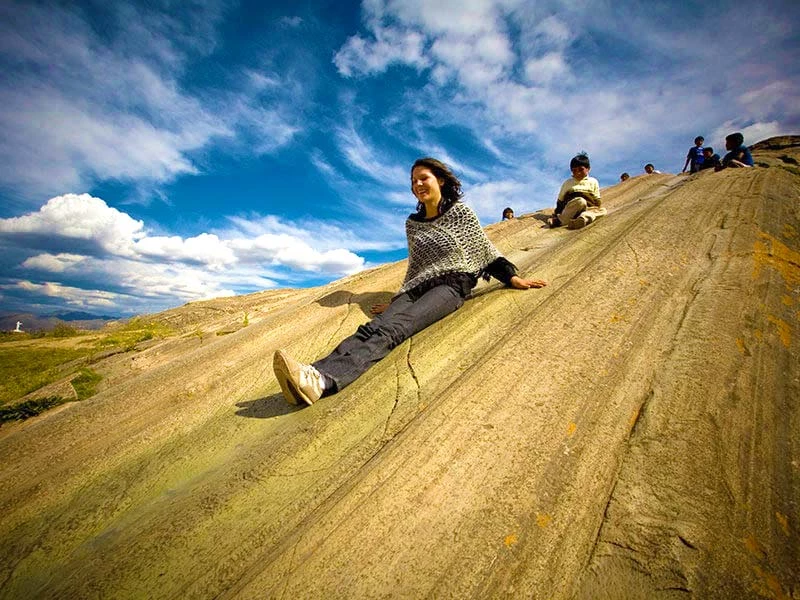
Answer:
[
  {"left": 718, "top": 132, "right": 754, "bottom": 169},
  {"left": 698, "top": 147, "right": 721, "bottom": 170},
  {"left": 549, "top": 153, "right": 606, "bottom": 230}
]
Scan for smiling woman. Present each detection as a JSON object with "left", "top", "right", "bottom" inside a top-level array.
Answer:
[{"left": 273, "top": 157, "right": 548, "bottom": 407}]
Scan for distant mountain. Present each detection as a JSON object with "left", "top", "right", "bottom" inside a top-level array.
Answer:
[
  {"left": 0, "top": 310, "right": 119, "bottom": 332},
  {"left": 43, "top": 310, "right": 119, "bottom": 322}
]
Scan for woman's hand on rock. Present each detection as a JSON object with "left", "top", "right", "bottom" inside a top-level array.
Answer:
[{"left": 510, "top": 275, "right": 547, "bottom": 289}]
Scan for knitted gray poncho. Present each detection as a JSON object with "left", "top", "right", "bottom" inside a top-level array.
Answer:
[{"left": 398, "top": 202, "right": 502, "bottom": 295}]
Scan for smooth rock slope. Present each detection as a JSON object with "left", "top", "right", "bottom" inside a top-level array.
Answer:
[{"left": 1, "top": 137, "right": 798, "bottom": 599}]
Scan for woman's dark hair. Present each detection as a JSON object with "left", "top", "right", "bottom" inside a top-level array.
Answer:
[
  {"left": 570, "top": 152, "right": 590, "bottom": 169},
  {"left": 411, "top": 157, "right": 463, "bottom": 216}
]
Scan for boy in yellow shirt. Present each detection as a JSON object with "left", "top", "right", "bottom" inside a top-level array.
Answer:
[{"left": 549, "top": 153, "right": 606, "bottom": 229}]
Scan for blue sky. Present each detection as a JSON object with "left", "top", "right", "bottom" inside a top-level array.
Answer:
[{"left": 1, "top": 0, "right": 798, "bottom": 317}]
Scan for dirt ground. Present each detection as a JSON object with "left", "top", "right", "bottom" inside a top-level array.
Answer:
[{"left": 0, "top": 137, "right": 798, "bottom": 599}]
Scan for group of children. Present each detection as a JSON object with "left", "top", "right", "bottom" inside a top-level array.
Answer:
[
  {"left": 543, "top": 131, "right": 755, "bottom": 231},
  {"left": 682, "top": 132, "right": 754, "bottom": 173}
]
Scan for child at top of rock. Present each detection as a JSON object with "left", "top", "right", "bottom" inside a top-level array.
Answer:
[
  {"left": 717, "top": 132, "right": 754, "bottom": 169},
  {"left": 549, "top": 153, "right": 607, "bottom": 230},
  {"left": 683, "top": 136, "right": 705, "bottom": 173},
  {"left": 644, "top": 163, "right": 661, "bottom": 174},
  {"left": 698, "top": 147, "right": 721, "bottom": 171}
]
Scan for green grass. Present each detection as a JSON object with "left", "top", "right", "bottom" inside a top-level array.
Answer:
[
  {"left": 0, "top": 331, "right": 46, "bottom": 344},
  {"left": 71, "top": 368, "right": 102, "bottom": 400},
  {"left": 0, "top": 318, "right": 175, "bottom": 408},
  {"left": 95, "top": 318, "right": 174, "bottom": 351},
  {"left": 0, "top": 347, "right": 91, "bottom": 406}
]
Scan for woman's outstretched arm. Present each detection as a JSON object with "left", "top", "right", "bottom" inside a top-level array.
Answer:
[{"left": 509, "top": 275, "right": 547, "bottom": 289}]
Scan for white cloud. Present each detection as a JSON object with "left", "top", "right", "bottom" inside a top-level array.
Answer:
[
  {"left": 22, "top": 253, "right": 87, "bottom": 273},
  {"left": 0, "top": 1, "right": 305, "bottom": 203},
  {"left": 0, "top": 192, "right": 375, "bottom": 313},
  {"left": 524, "top": 52, "right": 569, "bottom": 85},
  {"left": 134, "top": 233, "right": 237, "bottom": 270},
  {"left": 334, "top": 27, "right": 428, "bottom": 76},
  {"left": 710, "top": 120, "right": 786, "bottom": 149},
  {"left": 387, "top": 0, "right": 508, "bottom": 37},
  {"left": 532, "top": 15, "right": 572, "bottom": 48},
  {"left": 739, "top": 80, "right": 800, "bottom": 121},
  {"left": 0, "top": 4, "right": 230, "bottom": 198},
  {"left": 280, "top": 16, "right": 303, "bottom": 28},
  {"left": 229, "top": 233, "right": 364, "bottom": 273},
  {"left": 12, "top": 280, "right": 119, "bottom": 308},
  {"left": 335, "top": 125, "right": 408, "bottom": 183},
  {"left": 0, "top": 194, "right": 145, "bottom": 256}
]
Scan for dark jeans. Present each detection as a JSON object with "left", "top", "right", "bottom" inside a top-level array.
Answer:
[{"left": 313, "top": 284, "right": 465, "bottom": 392}]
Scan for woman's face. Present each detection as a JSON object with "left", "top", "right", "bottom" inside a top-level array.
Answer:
[{"left": 411, "top": 166, "right": 443, "bottom": 205}]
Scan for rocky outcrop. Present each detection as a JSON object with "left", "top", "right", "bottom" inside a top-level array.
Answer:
[{"left": 0, "top": 137, "right": 798, "bottom": 599}]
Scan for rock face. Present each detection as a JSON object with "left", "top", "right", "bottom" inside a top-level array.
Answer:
[{"left": 1, "top": 137, "right": 798, "bottom": 599}]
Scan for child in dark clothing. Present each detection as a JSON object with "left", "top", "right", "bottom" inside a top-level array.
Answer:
[
  {"left": 717, "top": 132, "right": 754, "bottom": 170},
  {"left": 698, "top": 147, "right": 721, "bottom": 171}
]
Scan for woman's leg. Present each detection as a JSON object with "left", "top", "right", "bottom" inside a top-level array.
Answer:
[{"left": 313, "top": 284, "right": 464, "bottom": 391}]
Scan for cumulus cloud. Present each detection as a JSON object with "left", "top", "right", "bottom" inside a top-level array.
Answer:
[
  {"left": 134, "top": 234, "right": 237, "bottom": 270},
  {"left": 12, "top": 280, "right": 119, "bottom": 308},
  {"left": 231, "top": 235, "right": 364, "bottom": 272},
  {"left": 224, "top": 214, "right": 399, "bottom": 253},
  {"left": 0, "top": 194, "right": 145, "bottom": 257},
  {"left": 710, "top": 121, "right": 786, "bottom": 149},
  {"left": 0, "top": 193, "right": 370, "bottom": 314},
  {"left": 22, "top": 253, "right": 87, "bottom": 273}
]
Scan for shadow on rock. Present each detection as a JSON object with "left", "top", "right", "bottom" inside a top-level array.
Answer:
[
  {"left": 235, "top": 393, "right": 300, "bottom": 419},
  {"left": 316, "top": 290, "right": 394, "bottom": 318},
  {"left": 530, "top": 212, "right": 552, "bottom": 225}
]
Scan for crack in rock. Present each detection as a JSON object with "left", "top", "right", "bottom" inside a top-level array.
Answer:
[{"left": 324, "top": 292, "right": 354, "bottom": 351}]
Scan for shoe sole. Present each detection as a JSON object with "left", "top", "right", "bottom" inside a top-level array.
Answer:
[
  {"left": 568, "top": 218, "right": 587, "bottom": 230},
  {"left": 273, "top": 350, "right": 314, "bottom": 407}
]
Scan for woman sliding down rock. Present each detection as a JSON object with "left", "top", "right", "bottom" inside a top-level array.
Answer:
[{"left": 273, "top": 157, "right": 547, "bottom": 406}]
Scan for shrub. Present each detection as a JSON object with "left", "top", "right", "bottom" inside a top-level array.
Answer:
[
  {"left": 0, "top": 396, "right": 68, "bottom": 424},
  {"left": 51, "top": 323, "right": 79, "bottom": 338}
]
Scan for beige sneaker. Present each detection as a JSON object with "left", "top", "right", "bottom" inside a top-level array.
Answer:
[
  {"left": 568, "top": 215, "right": 588, "bottom": 230},
  {"left": 273, "top": 349, "right": 325, "bottom": 406}
]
